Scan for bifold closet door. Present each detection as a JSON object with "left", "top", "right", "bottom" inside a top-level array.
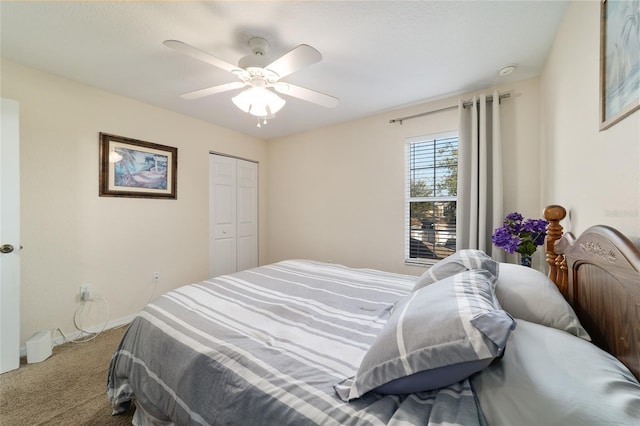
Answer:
[
  {"left": 209, "top": 154, "right": 257, "bottom": 277},
  {"left": 235, "top": 159, "right": 258, "bottom": 272}
]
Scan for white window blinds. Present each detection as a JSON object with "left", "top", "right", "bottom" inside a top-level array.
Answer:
[{"left": 405, "top": 132, "right": 458, "bottom": 264}]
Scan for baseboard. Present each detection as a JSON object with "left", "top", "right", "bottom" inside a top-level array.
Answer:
[{"left": 19, "top": 313, "right": 137, "bottom": 358}]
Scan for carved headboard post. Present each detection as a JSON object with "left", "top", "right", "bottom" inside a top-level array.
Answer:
[{"left": 543, "top": 205, "right": 568, "bottom": 296}]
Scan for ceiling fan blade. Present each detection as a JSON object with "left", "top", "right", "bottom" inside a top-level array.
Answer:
[
  {"left": 274, "top": 83, "right": 339, "bottom": 108},
  {"left": 163, "top": 40, "right": 241, "bottom": 75},
  {"left": 265, "top": 44, "right": 322, "bottom": 79},
  {"left": 180, "top": 82, "right": 246, "bottom": 100}
]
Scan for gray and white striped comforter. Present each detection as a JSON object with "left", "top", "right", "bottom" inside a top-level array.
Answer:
[{"left": 107, "top": 260, "right": 484, "bottom": 425}]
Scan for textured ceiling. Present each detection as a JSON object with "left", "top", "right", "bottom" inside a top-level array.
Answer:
[{"left": 0, "top": 1, "right": 569, "bottom": 139}]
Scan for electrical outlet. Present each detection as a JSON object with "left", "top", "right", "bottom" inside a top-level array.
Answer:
[
  {"left": 152, "top": 272, "right": 160, "bottom": 284},
  {"left": 80, "top": 284, "right": 91, "bottom": 301}
]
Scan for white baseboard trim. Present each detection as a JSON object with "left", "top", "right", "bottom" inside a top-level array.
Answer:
[{"left": 19, "top": 313, "right": 137, "bottom": 358}]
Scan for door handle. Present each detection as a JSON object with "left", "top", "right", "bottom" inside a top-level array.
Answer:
[{"left": 0, "top": 244, "right": 14, "bottom": 254}]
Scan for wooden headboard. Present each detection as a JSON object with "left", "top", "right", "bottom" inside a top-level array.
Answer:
[{"left": 544, "top": 205, "right": 640, "bottom": 380}]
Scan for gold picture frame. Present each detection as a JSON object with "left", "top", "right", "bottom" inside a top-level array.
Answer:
[
  {"left": 599, "top": 0, "right": 640, "bottom": 130},
  {"left": 99, "top": 133, "right": 177, "bottom": 199}
]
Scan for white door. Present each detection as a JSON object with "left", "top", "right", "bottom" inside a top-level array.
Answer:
[
  {"left": 1, "top": 98, "right": 21, "bottom": 374},
  {"left": 236, "top": 160, "right": 258, "bottom": 271},
  {"left": 209, "top": 155, "right": 258, "bottom": 277},
  {"left": 210, "top": 155, "right": 237, "bottom": 277}
]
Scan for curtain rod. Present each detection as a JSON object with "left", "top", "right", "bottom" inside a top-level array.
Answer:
[{"left": 389, "top": 92, "right": 511, "bottom": 124}]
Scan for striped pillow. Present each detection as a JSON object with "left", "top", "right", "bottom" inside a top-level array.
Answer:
[
  {"left": 413, "top": 249, "right": 499, "bottom": 291},
  {"left": 336, "top": 269, "right": 514, "bottom": 401}
]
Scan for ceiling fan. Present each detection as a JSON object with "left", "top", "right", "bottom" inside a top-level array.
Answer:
[{"left": 163, "top": 37, "right": 339, "bottom": 123}]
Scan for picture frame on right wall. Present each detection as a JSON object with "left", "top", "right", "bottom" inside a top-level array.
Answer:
[{"left": 599, "top": 0, "right": 640, "bottom": 130}]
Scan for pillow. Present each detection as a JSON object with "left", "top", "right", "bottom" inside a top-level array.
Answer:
[
  {"left": 413, "top": 249, "right": 590, "bottom": 340},
  {"left": 471, "top": 319, "right": 640, "bottom": 426},
  {"left": 413, "top": 249, "right": 498, "bottom": 291},
  {"left": 495, "top": 263, "right": 590, "bottom": 340},
  {"left": 335, "top": 270, "right": 515, "bottom": 401}
]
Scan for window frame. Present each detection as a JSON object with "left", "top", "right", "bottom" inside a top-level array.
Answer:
[{"left": 405, "top": 131, "right": 458, "bottom": 266}]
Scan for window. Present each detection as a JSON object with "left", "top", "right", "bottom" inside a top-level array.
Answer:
[{"left": 405, "top": 132, "right": 458, "bottom": 264}]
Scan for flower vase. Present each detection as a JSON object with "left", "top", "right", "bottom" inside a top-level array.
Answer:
[{"left": 519, "top": 254, "right": 532, "bottom": 268}]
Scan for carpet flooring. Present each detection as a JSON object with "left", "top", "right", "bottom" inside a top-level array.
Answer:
[{"left": 0, "top": 326, "right": 134, "bottom": 425}]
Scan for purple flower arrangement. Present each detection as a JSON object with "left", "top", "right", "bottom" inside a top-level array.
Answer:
[{"left": 492, "top": 212, "right": 549, "bottom": 256}]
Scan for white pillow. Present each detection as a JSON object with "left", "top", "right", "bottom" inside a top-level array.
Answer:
[
  {"left": 471, "top": 319, "right": 640, "bottom": 426},
  {"left": 495, "top": 264, "right": 590, "bottom": 340}
]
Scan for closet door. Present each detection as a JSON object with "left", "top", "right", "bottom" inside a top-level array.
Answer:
[
  {"left": 236, "top": 159, "right": 258, "bottom": 272},
  {"left": 209, "top": 154, "right": 258, "bottom": 277},
  {"left": 210, "top": 155, "right": 237, "bottom": 277}
]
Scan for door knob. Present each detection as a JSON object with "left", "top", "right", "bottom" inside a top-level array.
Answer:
[{"left": 0, "top": 244, "right": 14, "bottom": 254}]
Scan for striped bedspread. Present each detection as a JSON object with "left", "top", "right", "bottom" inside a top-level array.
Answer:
[{"left": 107, "top": 260, "right": 484, "bottom": 425}]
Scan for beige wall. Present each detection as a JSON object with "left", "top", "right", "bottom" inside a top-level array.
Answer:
[
  {"left": 1, "top": 61, "right": 268, "bottom": 346},
  {"left": 540, "top": 1, "right": 640, "bottom": 242},
  {"left": 267, "top": 77, "right": 542, "bottom": 275}
]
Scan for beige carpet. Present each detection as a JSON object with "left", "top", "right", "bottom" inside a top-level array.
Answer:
[{"left": 0, "top": 326, "right": 135, "bottom": 425}]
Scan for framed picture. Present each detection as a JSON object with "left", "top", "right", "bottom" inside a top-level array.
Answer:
[
  {"left": 99, "top": 133, "right": 177, "bottom": 199},
  {"left": 599, "top": 0, "right": 640, "bottom": 130}
]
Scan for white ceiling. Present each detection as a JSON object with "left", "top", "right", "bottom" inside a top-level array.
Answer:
[{"left": 0, "top": 1, "right": 569, "bottom": 140}]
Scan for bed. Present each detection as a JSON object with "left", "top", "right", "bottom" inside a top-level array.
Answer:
[{"left": 108, "top": 205, "right": 640, "bottom": 425}]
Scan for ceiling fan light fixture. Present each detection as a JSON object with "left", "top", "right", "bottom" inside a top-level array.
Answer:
[
  {"left": 232, "top": 86, "right": 286, "bottom": 118},
  {"left": 164, "top": 37, "right": 338, "bottom": 119}
]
